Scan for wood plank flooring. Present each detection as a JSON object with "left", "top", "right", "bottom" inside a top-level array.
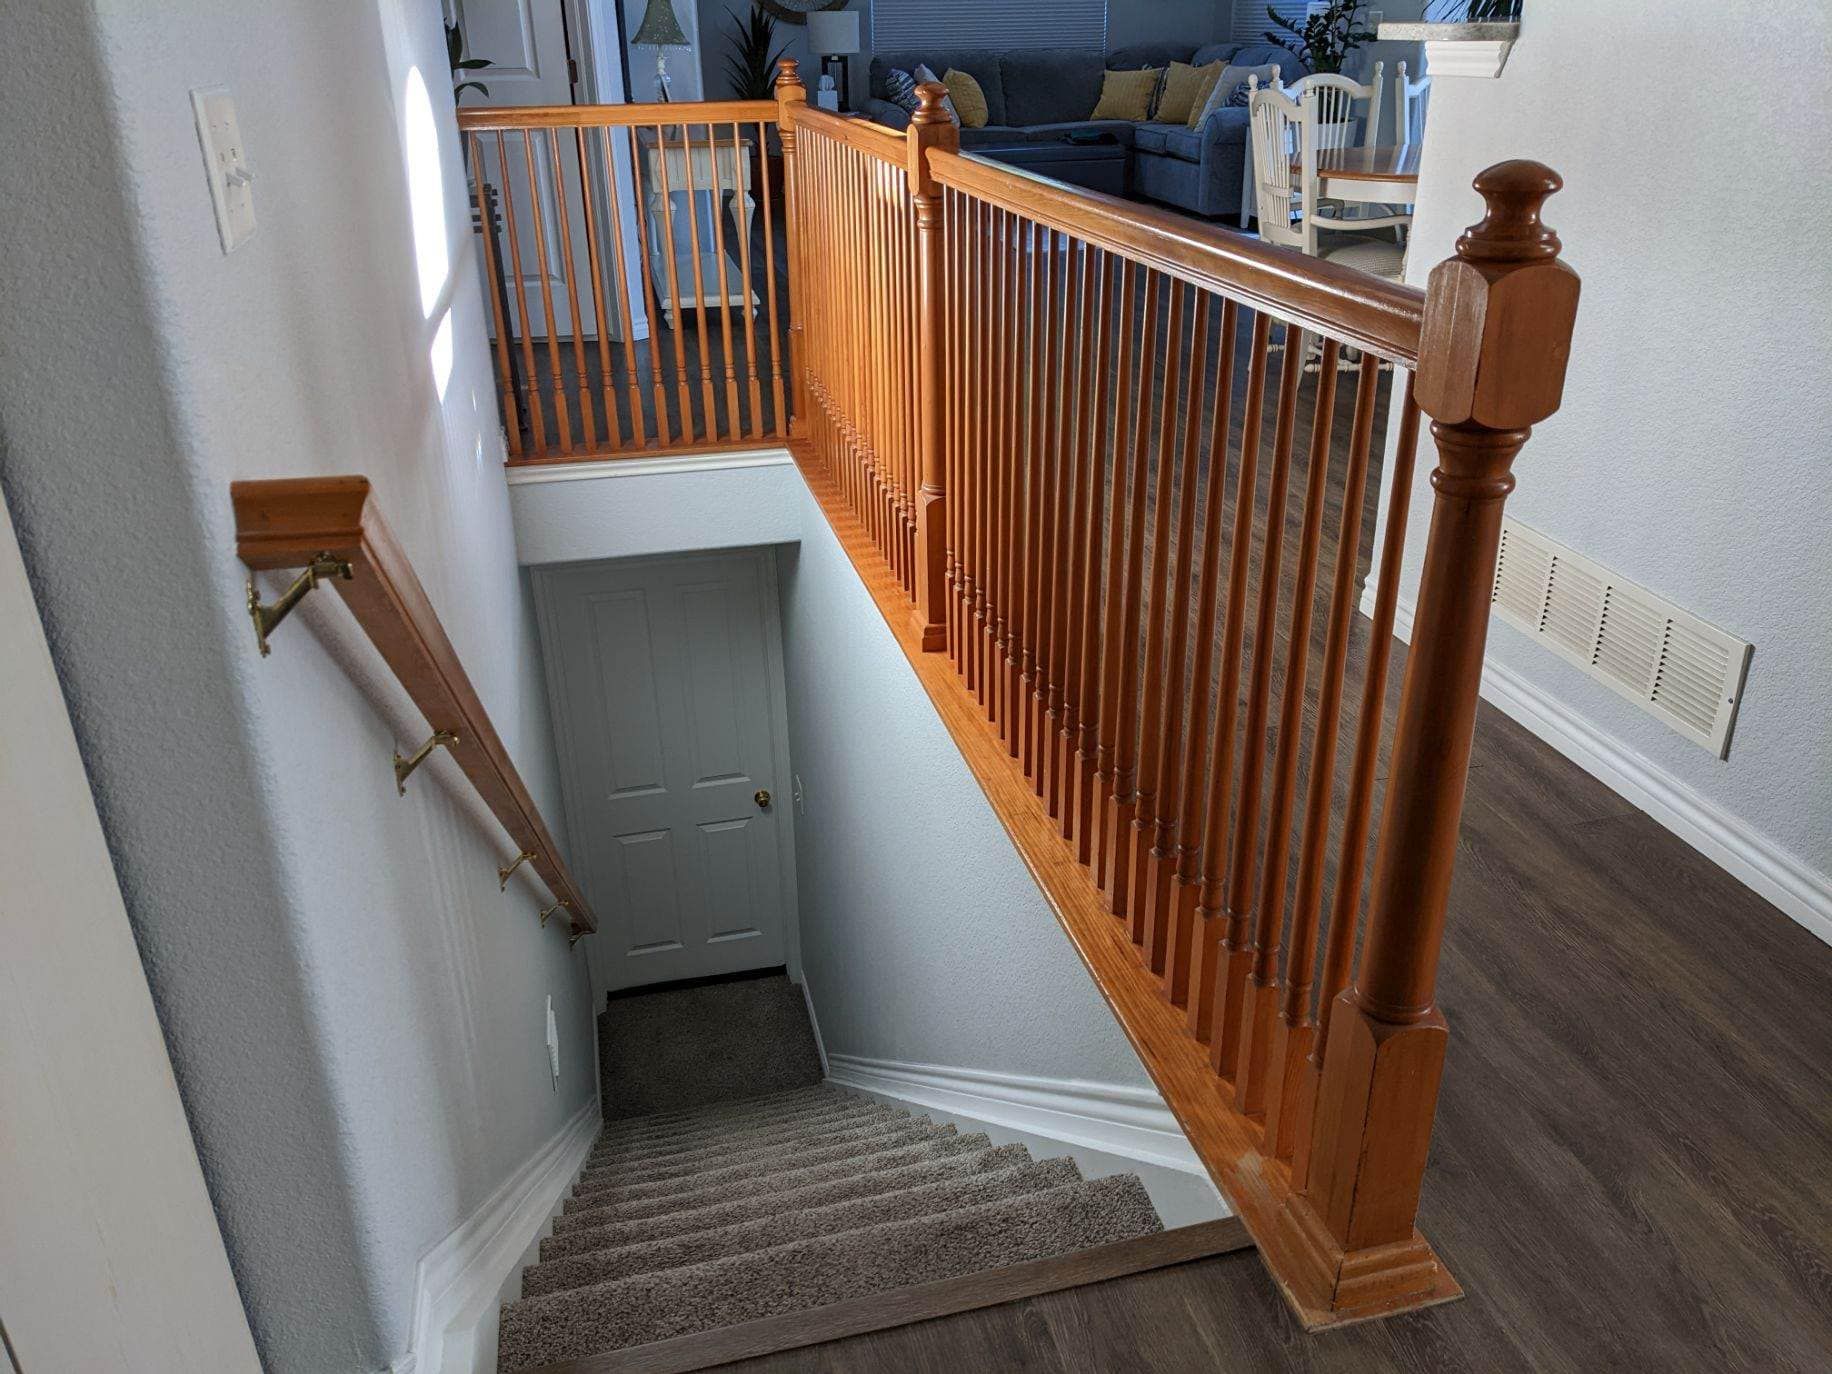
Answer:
[{"left": 720, "top": 699, "right": 1832, "bottom": 1372}]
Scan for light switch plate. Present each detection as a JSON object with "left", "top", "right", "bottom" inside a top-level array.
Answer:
[{"left": 191, "top": 87, "right": 255, "bottom": 252}]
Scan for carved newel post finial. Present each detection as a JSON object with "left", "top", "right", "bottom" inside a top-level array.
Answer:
[
  {"left": 1276, "top": 162, "right": 1581, "bottom": 1320},
  {"left": 773, "top": 56, "right": 805, "bottom": 102}
]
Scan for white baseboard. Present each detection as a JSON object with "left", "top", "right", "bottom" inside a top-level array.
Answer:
[
  {"left": 824, "top": 1053, "right": 1205, "bottom": 1177},
  {"left": 799, "top": 973, "right": 831, "bottom": 1079},
  {"left": 1374, "top": 589, "right": 1832, "bottom": 947},
  {"left": 504, "top": 447, "right": 792, "bottom": 485},
  {"left": 389, "top": 1096, "right": 599, "bottom": 1374}
]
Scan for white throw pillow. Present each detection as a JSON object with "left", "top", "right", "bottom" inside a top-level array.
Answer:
[{"left": 1188, "top": 61, "right": 1283, "bottom": 129}]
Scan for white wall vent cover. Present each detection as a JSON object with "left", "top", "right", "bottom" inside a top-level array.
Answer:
[{"left": 1491, "top": 519, "right": 1753, "bottom": 758}]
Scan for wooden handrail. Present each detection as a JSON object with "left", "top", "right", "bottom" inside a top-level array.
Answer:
[
  {"left": 784, "top": 102, "right": 911, "bottom": 162},
  {"left": 456, "top": 99, "right": 777, "bottom": 131},
  {"left": 928, "top": 147, "right": 1426, "bottom": 365},
  {"left": 232, "top": 477, "right": 596, "bottom": 937}
]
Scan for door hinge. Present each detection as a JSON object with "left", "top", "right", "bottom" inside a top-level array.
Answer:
[{"left": 568, "top": 57, "right": 579, "bottom": 87}]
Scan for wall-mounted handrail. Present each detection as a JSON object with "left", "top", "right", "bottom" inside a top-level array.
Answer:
[{"left": 232, "top": 476, "right": 596, "bottom": 938}]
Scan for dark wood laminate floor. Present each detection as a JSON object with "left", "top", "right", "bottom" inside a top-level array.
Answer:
[{"left": 723, "top": 701, "right": 1832, "bottom": 1373}]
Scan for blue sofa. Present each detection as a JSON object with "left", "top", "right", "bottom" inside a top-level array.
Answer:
[{"left": 865, "top": 42, "right": 1302, "bottom": 220}]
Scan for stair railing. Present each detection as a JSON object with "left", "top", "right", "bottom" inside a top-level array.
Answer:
[
  {"left": 774, "top": 64, "right": 1580, "bottom": 1326},
  {"left": 233, "top": 476, "right": 596, "bottom": 940}
]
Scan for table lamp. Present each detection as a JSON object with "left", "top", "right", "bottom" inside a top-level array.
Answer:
[
  {"left": 632, "top": 0, "right": 690, "bottom": 102},
  {"left": 806, "top": 10, "right": 860, "bottom": 111}
]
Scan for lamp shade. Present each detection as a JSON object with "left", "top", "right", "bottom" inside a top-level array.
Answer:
[
  {"left": 806, "top": 11, "right": 861, "bottom": 57},
  {"left": 632, "top": 0, "right": 689, "bottom": 47}
]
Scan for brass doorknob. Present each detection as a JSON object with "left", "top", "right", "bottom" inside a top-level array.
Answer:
[{"left": 754, "top": 789, "right": 772, "bottom": 809}]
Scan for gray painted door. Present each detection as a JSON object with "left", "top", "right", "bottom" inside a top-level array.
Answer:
[{"left": 535, "top": 550, "right": 790, "bottom": 989}]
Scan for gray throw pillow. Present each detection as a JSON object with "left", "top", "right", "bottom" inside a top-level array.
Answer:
[
  {"left": 884, "top": 67, "right": 922, "bottom": 115},
  {"left": 913, "top": 63, "right": 960, "bottom": 124}
]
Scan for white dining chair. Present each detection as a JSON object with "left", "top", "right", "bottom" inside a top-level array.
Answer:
[
  {"left": 1285, "top": 63, "right": 1384, "bottom": 150},
  {"left": 1248, "top": 80, "right": 1407, "bottom": 283},
  {"left": 1394, "top": 61, "right": 1431, "bottom": 146}
]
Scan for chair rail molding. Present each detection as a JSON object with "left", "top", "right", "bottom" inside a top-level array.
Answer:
[{"left": 390, "top": 1098, "right": 598, "bottom": 1374}]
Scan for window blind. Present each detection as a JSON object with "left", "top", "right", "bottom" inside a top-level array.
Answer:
[
  {"left": 870, "top": 0, "right": 1107, "bottom": 52},
  {"left": 1234, "top": 2, "right": 1314, "bottom": 44}
]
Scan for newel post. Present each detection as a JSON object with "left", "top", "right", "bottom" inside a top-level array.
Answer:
[
  {"left": 773, "top": 61, "right": 810, "bottom": 433},
  {"left": 908, "top": 84, "right": 959, "bottom": 652},
  {"left": 1277, "top": 162, "right": 1580, "bottom": 1318}
]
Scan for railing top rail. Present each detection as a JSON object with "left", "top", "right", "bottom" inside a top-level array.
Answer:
[
  {"left": 929, "top": 147, "right": 1426, "bottom": 366},
  {"left": 456, "top": 100, "right": 778, "bottom": 131},
  {"left": 785, "top": 103, "right": 911, "bottom": 166},
  {"left": 232, "top": 476, "right": 597, "bottom": 937}
]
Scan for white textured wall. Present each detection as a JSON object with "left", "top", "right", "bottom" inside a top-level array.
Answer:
[
  {"left": 777, "top": 484, "right": 1157, "bottom": 1087},
  {"left": 0, "top": 2, "right": 595, "bottom": 1369},
  {"left": 1375, "top": 0, "right": 1832, "bottom": 932}
]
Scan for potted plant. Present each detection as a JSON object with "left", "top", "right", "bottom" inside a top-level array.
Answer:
[
  {"left": 447, "top": 21, "right": 496, "bottom": 102},
  {"left": 723, "top": 4, "right": 790, "bottom": 204},
  {"left": 1264, "top": 0, "right": 1375, "bottom": 77}
]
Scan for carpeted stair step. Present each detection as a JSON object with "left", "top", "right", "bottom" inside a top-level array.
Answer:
[
  {"left": 500, "top": 1174, "right": 1162, "bottom": 1370},
  {"left": 554, "top": 1129, "right": 992, "bottom": 1233},
  {"left": 580, "top": 1102, "right": 909, "bottom": 1178},
  {"left": 541, "top": 1141, "right": 1036, "bottom": 1262},
  {"left": 594, "top": 1084, "right": 844, "bottom": 1147},
  {"left": 588, "top": 1094, "right": 888, "bottom": 1160},
  {"left": 523, "top": 1156, "right": 1086, "bottom": 1298},
  {"left": 572, "top": 1115, "right": 946, "bottom": 1197}
]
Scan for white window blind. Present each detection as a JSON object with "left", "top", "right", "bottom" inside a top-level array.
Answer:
[
  {"left": 870, "top": 0, "right": 1107, "bottom": 52},
  {"left": 1235, "top": 2, "right": 1314, "bottom": 45}
]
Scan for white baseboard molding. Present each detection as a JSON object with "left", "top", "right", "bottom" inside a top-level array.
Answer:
[
  {"left": 1374, "top": 589, "right": 1832, "bottom": 947},
  {"left": 390, "top": 1096, "right": 599, "bottom": 1374},
  {"left": 504, "top": 447, "right": 792, "bottom": 485},
  {"left": 824, "top": 1053, "right": 1206, "bottom": 1177},
  {"left": 799, "top": 973, "right": 831, "bottom": 1080}
]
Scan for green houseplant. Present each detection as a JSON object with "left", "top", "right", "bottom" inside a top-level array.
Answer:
[
  {"left": 446, "top": 21, "right": 495, "bottom": 102},
  {"left": 724, "top": 3, "right": 790, "bottom": 100},
  {"left": 1265, "top": 0, "right": 1375, "bottom": 76}
]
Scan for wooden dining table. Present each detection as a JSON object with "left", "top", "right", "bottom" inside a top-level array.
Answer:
[{"left": 1294, "top": 144, "right": 1421, "bottom": 204}]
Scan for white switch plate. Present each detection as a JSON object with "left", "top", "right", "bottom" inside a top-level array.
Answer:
[
  {"left": 191, "top": 87, "right": 255, "bottom": 253},
  {"left": 545, "top": 995, "right": 559, "bottom": 1087}
]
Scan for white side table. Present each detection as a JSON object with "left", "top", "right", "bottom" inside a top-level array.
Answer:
[{"left": 638, "top": 132, "right": 758, "bottom": 326}]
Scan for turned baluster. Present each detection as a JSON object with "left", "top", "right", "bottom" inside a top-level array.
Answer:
[
  {"left": 1279, "top": 161, "right": 1580, "bottom": 1316},
  {"left": 1090, "top": 260, "right": 1138, "bottom": 886}
]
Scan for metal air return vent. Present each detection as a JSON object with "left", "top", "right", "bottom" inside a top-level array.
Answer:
[{"left": 1490, "top": 519, "right": 1753, "bottom": 758}]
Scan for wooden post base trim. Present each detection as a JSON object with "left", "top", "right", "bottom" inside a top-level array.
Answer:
[
  {"left": 790, "top": 446, "right": 1460, "bottom": 1332},
  {"left": 1272, "top": 1194, "right": 1461, "bottom": 1326}
]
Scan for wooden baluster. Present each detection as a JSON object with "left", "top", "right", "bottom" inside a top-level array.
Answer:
[
  {"left": 622, "top": 127, "right": 672, "bottom": 447},
  {"left": 1015, "top": 220, "right": 1042, "bottom": 771},
  {"left": 649, "top": 126, "right": 695, "bottom": 443},
  {"left": 1290, "top": 378, "right": 1421, "bottom": 1188},
  {"left": 1030, "top": 229, "right": 1059, "bottom": 795},
  {"left": 997, "top": 211, "right": 1022, "bottom": 746},
  {"left": 1188, "top": 311, "right": 1270, "bottom": 1046},
  {"left": 1139, "top": 289, "right": 1210, "bottom": 972},
  {"left": 1055, "top": 241, "right": 1098, "bottom": 831},
  {"left": 1164, "top": 298, "right": 1239, "bottom": 1006},
  {"left": 1128, "top": 277, "right": 1191, "bottom": 933},
  {"left": 1091, "top": 259, "right": 1139, "bottom": 887},
  {"left": 1070, "top": 252, "right": 1115, "bottom": 864},
  {"left": 980, "top": 206, "right": 1005, "bottom": 716},
  {"left": 494, "top": 130, "right": 545, "bottom": 454},
  {"left": 675, "top": 123, "right": 720, "bottom": 440},
  {"left": 773, "top": 62, "right": 808, "bottom": 431},
  {"left": 1024, "top": 224, "right": 1055, "bottom": 780},
  {"left": 522, "top": 130, "right": 574, "bottom": 453},
  {"left": 1236, "top": 337, "right": 1341, "bottom": 1117},
  {"left": 598, "top": 124, "right": 650, "bottom": 449},
  {"left": 757, "top": 119, "right": 787, "bottom": 437},
  {"left": 1265, "top": 352, "right": 1381, "bottom": 1156},
  {"left": 1215, "top": 324, "right": 1306, "bottom": 1077},
  {"left": 549, "top": 127, "right": 597, "bottom": 449},
  {"left": 943, "top": 188, "right": 959, "bottom": 663},
  {"left": 574, "top": 128, "right": 622, "bottom": 451},
  {"left": 705, "top": 122, "right": 743, "bottom": 440},
  {"left": 732, "top": 123, "right": 763, "bottom": 439},
  {"left": 469, "top": 135, "right": 522, "bottom": 458},
  {"left": 1281, "top": 162, "right": 1580, "bottom": 1316},
  {"left": 973, "top": 198, "right": 996, "bottom": 709}
]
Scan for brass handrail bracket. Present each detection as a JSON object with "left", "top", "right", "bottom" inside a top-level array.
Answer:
[
  {"left": 498, "top": 851, "right": 535, "bottom": 890},
  {"left": 539, "top": 899, "right": 570, "bottom": 927},
  {"left": 246, "top": 553, "right": 353, "bottom": 657},
  {"left": 393, "top": 731, "right": 459, "bottom": 795}
]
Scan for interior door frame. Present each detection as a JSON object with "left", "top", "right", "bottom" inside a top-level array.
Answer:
[{"left": 532, "top": 545, "right": 802, "bottom": 993}]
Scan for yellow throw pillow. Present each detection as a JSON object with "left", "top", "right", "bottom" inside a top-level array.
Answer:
[
  {"left": 1090, "top": 67, "right": 1161, "bottom": 123},
  {"left": 942, "top": 68, "right": 989, "bottom": 129},
  {"left": 1156, "top": 61, "right": 1222, "bottom": 125}
]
